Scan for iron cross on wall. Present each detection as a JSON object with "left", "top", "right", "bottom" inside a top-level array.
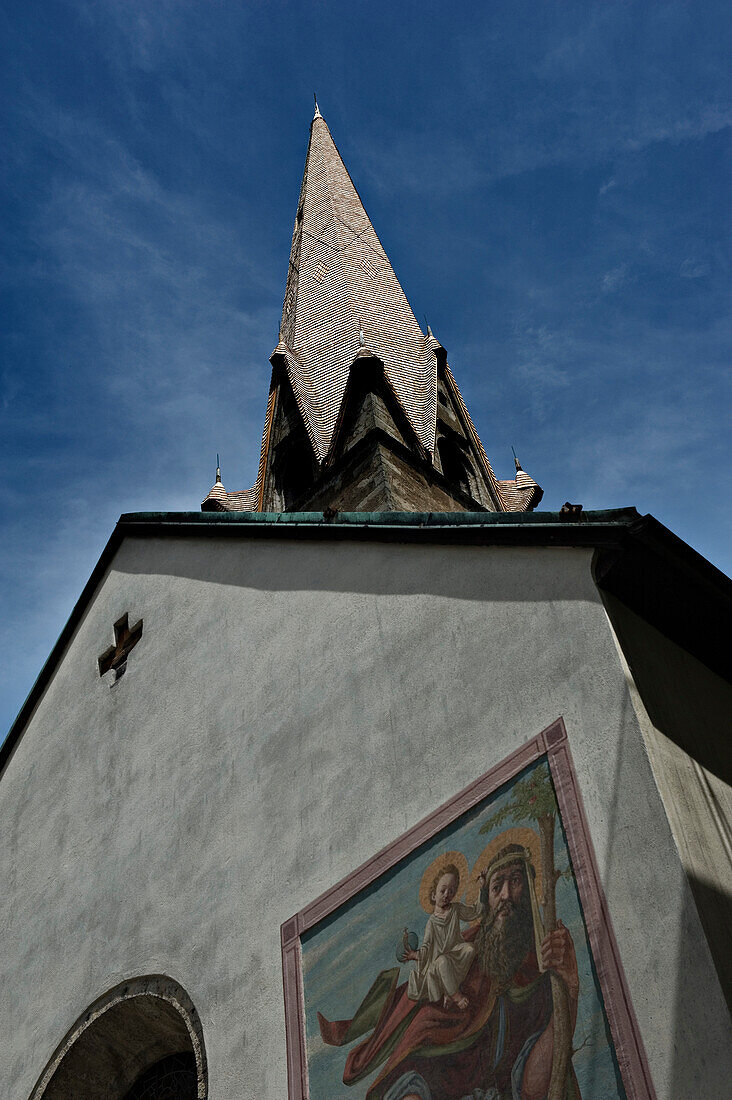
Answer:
[{"left": 98, "top": 613, "right": 143, "bottom": 683}]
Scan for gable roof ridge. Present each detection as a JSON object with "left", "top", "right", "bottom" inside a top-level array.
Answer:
[
  {"left": 254, "top": 382, "right": 277, "bottom": 510},
  {"left": 419, "top": 331, "right": 439, "bottom": 455},
  {"left": 274, "top": 341, "right": 328, "bottom": 459},
  {"left": 325, "top": 351, "right": 430, "bottom": 466},
  {"left": 442, "top": 363, "right": 506, "bottom": 510}
]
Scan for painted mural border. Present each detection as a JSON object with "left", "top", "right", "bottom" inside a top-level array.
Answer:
[{"left": 281, "top": 717, "right": 656, "bottom": 1100}]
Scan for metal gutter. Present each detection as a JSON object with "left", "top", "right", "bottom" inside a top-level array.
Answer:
[
  {"left": 116, "top": 509, "right": 641, "bottom": 552},
  {"left": 118, "top": 507, "right": 639, "bottom": 528}
]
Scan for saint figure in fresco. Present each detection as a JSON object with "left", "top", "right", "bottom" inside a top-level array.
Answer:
[
  {"left": 404, "top": 860, "right": 486, "bottom": 1010},
  {"left": 317, "top": 835, "right": 581, "bottom": 1100}
]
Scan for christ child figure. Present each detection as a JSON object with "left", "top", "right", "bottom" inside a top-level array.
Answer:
[{"left": 403, "top": 862, "right": 485, "bottom": 1011}]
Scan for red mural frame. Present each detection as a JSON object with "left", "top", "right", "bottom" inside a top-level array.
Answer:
[{"left": 281, "top": 717, "right": 657, "bottom": 1100}]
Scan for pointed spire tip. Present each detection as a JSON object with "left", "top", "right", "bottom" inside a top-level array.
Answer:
[{"left": 313, "top": 93, "right": 322, "bottom": 120}]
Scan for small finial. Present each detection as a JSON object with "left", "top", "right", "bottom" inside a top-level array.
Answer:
[
  {"left": 215, "top": 453, "right": 222, "bottom": 484},
  {"left": 313, "top": 93, "right": 322, "bottom": 120},
  {"left": 358, "top": 322, "right": 365, "bottom": 347},
  {"left": 511, "top": 445, "right": 521, "bottom": 472}
]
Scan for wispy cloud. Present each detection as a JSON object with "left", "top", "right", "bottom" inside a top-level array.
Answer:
[
  {"left": 1, "top": 91, "right": 283, "bottom": 734},
  {"left": 601, "top": 263, "right": 629, "bottom": 294},
  {"left": 679, "top": 258, "right": 710, "bottom": 279},
  {"left": 11, "top": 92, "right": 278, "bottom": 479},
  {"left": 625, "top": 105, "right": 732, "bottom": 152},
  {"left": 509, "top": 323, "right": 573, "bottom": 423},
  {"left": 575, "top": 400, "right": 711, "bottom": 505}
]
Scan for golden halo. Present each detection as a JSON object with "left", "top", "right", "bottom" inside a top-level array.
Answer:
[
  {"left": 464, "top": 827, "right": 543, "bottom": 907},
  {"left": 417, "top": 851, "right": 470, "bottom": 914}
]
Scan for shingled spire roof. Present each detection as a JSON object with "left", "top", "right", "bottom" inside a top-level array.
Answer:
[
  {"left": 278, "top": 107, "right": 437, "bottom": 460},
  {"left": 203, "top": 107, "right": 543, "bottom": 514}
]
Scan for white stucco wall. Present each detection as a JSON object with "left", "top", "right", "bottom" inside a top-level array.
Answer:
[{"left": 1, "top": 535, "right": 729, "bottom": 1099}]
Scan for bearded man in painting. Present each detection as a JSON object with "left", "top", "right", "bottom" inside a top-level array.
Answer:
[{"left": 319, "top": 843, "right": 580, "bottom": 1100}]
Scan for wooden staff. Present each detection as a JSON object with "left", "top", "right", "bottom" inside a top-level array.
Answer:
[{"left": 537, "top": 812, "right": 572, "bottom": 1100}]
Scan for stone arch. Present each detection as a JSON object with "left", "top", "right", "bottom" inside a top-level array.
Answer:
[{"left": 29, "top": 975, "right": 207, "bottom": 1100}]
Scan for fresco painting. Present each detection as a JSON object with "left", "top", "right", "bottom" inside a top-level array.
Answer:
[{"left": 300, "top": 759, "right": 627, "bottom": 1100}]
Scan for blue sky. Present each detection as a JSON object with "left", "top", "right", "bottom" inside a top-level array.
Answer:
[{"left": 1, "top": 1, "right": 730, "bottom": 738}]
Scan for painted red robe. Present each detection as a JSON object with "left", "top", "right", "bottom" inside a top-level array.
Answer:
[{"left": 319, "top": 934, "right": 579, "bottom": 1100}]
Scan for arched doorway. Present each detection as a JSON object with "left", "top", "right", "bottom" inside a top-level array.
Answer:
[
  {"left": 122, "top": 1052, "right": 198, "bottom": 1099},
  {"left": 29, "top": 976, "right": 207, "bottom": 1100}
]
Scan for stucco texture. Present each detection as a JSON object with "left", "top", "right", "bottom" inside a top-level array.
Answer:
[{"left": 1, "top": 536, "right": 729, "bottom": 1099}]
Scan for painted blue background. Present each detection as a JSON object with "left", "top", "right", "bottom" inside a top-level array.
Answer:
[{"left": 302, "top": 759, "right": 625, "bottom": 1099}]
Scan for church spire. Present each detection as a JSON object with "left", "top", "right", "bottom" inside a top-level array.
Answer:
[
  {"left": 277, "top": 106, "right": 437, "bottom": 460},
  {"left": 202, "top": 108, "right": 543, "bottom": 515}
]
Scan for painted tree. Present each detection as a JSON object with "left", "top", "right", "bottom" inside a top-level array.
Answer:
[{"left": 479, "top": 763, "right": 572, "bottom": 1100}]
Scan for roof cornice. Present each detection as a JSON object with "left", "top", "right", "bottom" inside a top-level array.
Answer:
[{"left": 117, "top": 507, "right": 640, "bottom": 541}]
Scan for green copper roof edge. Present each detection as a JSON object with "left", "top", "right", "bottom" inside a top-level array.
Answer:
[{"left": 119, "top": 507, "right": 640, "bottom": 528}]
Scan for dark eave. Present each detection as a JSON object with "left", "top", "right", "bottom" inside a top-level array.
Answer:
[
  {"left": 117, "top": 506, "right": 639, "bottom": 540},
  {"left": 2, "top": 508, "right": 730, "bottom": 775}
]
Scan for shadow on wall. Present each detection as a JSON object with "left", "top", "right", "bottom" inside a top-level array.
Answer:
[
  {"left": 599, "top": 590, "right": 732, "bottom": 1093},
  {"left": 114, "top": 536, "right": 599, "bottom": 604},
  {"left": 685, "top": 875, "right": 732, "bottom": 1017},
  {"left": 599, "top": 591, "right": 731, "bottom": 787},
  {"left": 672, "top": 881, "right": 732, "bottom": 1100}
]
